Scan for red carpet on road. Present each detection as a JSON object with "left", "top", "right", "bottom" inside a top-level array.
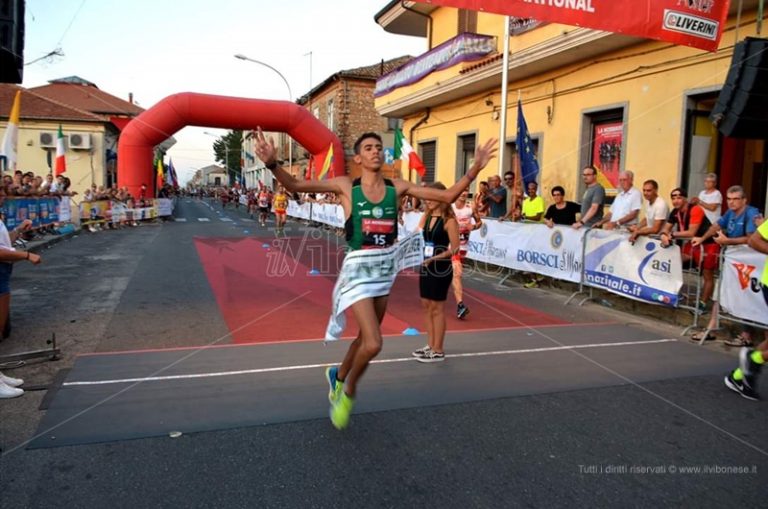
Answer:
[{"left": 195, "top": 236, "right": 567, "bottom": 344}]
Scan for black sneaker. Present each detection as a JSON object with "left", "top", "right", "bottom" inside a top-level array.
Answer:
[
  {"left": 416, "top": 351, "right": 445, "bottom": 363},
  {"left": 724, "top": 372, "right": 759, "bottom": 401},
  {"left": 457, "top": 302, "right": 469, "bottom": 320}
]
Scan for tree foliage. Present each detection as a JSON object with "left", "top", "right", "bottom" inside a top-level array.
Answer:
[{"left": 212, "top": 130, "right": 243, "bottom": 184}]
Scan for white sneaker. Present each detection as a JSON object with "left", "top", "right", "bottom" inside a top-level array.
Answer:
[
  {"left": 0, "top": 380, "right": 23, "bottom": 399},
  {"left": 0, "top": 371, "right": 23, "bottom": 387},
  {"left": 415, "top": 350, "right": 445, "bottom": 363}
]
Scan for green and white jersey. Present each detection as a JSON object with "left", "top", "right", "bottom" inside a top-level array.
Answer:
[{"left": 345, "top": 178, "right": 398, "bottom": 251}]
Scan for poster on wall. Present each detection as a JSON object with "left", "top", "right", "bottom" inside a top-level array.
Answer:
[{"left": 592, "top": 121, "right": 623, "bottom": 195}]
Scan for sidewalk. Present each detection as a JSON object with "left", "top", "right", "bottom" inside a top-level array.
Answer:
[{"left": 23, "top": 226, "right": 81, "bottom": 254}]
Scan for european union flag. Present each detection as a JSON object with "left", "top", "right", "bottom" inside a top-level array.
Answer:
[{"left": 516, "top": 99, "right": 539, "bottom": 186}]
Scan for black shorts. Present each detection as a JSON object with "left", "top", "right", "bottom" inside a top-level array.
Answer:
[
  {"left": 0, "top": 262, "right": 12, "bottom": 295},
  {"left": 259, "top": 207, "right": 269, "bottom": 214},
  {"left": 419, "top": 261, "right": 453, "bottom": 301}
]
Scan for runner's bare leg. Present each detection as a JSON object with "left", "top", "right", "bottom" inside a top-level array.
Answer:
[{"left": 338, "top": 295, "right": 387, "bottom": 396}]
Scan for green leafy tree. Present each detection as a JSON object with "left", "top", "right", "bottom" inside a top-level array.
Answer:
[{"left": 212, "top": 130, "right": 243, "bottom": 185}]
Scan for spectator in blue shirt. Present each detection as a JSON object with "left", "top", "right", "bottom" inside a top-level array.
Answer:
[
  {"left": 692, "top": 185, "right": 760, "bottom": 248},
  {"left": 483, "top": 175, "right": 507, "bottom": 218}
]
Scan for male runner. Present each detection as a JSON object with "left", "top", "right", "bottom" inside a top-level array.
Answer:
[
  {"left": 451, "top": 189, "right": 482, "bottom": 319},
  {"left": 254, "top": 128, "right": 497, "bottom": 429},
  {"left": 724, "top": 216, "right": 768, "bottom": 401},
  {"left": 256, "top": 186, "right": 271, "bottom": 227},
  {"left": 272, "top": 185, "right": 289, "bottom": 234}
]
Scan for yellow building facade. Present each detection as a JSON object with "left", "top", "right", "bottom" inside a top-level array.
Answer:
[
  {"left": 3, "top": 121, "right": 110, "bottom": 196},
  {"left": 375, "top": 2, "right": 767, "bottom": 212}
]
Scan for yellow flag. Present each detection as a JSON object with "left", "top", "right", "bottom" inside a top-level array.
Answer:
[
  {"left": 1, "top": 90, "right": 21, "bottom": 172},
  {"left": 317, "top": 143, "right": 334, "bottom": 180}
]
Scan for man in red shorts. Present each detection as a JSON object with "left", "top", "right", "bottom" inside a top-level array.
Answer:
[
  {"left": 451, "top": 189, "right": 482, "bottom": 319},
  {"left": 659, "top": 187, "right": 718, "bottom": 312}
]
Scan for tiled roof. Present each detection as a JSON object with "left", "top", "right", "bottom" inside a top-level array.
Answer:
[
  {"left": 0, "top": 84, "right": 105, "bottom": 122},
  {"left": 29, "top": 78, "right": 143, "bottom": 116},
  {"left": 459, "top": 52, "right": 503, "bottom": 74},
  {"left": 339, "top": 55, "right": 414, "bottom": 80},
  {"left": 298, "top": 55, "right": 413, "bottom": 104}
]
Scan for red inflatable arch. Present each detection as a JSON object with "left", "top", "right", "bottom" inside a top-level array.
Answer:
[{"left": 117, "top": 92, "right": 345, "bottom": 197}]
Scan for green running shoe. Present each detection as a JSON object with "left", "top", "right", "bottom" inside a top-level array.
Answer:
[
  {"left": 325, "top": 366, "right": 343, "bottom": 404},
  {"left": 330, "top": 392, "right": 354, "bottom": 430}
]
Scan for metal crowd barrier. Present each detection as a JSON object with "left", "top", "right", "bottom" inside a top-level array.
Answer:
[
  {"left": 676, "top": 240, "right": 706, "bottom": 336},
  {"left": 0, "top": 196, "right": 73, "bottom": 230},
  {"left": 79, "top": 199, "right": 174, "bottom": 226},
  {"left": 694, "top": 245, "right": 768, "bottom": 346},
  {"left": 554, "top": 228, "right": 706, "bottom": 336},
  {"left": 285, "top": 204, "right": 730, "bottom": 337},
  {"left": 564, "top": 226, "right": 593, "bottom": 306}
]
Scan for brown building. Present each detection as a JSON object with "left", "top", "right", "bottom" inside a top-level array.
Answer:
[{"left": 295, "top": 56, "right": 412, "bottom": 179}]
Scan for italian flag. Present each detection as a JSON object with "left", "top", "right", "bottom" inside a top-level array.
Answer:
[
  {"left": 55, "top": 125, "right": 67, "bottom": 175},
  {"left": 394, "top": 128, "right": 425, "bottom": 177}
]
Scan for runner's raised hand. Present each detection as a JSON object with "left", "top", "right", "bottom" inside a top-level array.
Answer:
[
  {"left": 254, "top": 127, "right": 277, "bottom": 166},
  {"left": 467, "top": 138, "right": 498, "bottom": 180}
]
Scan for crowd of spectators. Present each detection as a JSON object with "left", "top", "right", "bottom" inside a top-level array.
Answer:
[{"left": 2, "top": 170, "right": 77, "bottom": 198}]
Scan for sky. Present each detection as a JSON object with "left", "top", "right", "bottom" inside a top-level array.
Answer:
[{"left": 21, "top": 0, "right": 426, "bottom": 185}]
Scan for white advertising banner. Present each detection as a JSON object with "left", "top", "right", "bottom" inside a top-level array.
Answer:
[
  {"left": 583, "top": 230, "right": 683, "bottom": 307},
  {"left": 720, "top": 246, "right": 768, "bottom": 326},
  {"left": 286, "top": 200, "right": 311, "bottom": 220},
  {"left": 326, "top": 232, "right": 424, "bottom": 341},
  {"left": 156, "top": 198, "right": 174, "bottom": 217},
  {"left": 58, "top": 198, "right": 71, "bottom": 222},
  {"left": 312, "top": 203, "right": 345, "bottom": 228},
  {"left": 398, "top": 211, "right": 423, "bottom": 240},
  {"left": 466, "top": 220, "right": 583, "bottom": 283}
]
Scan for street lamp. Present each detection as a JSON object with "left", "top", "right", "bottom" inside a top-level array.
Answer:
[{"left": 234, "top": 53, "right": 293, "bottom": 175}]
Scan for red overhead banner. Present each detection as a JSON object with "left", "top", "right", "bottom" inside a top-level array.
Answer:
[{"left": 413, "top": 1, "right": 731, "bottom": 52}]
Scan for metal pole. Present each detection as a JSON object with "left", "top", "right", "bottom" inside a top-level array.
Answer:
[
  {"left": 497, "top": 16, "right": 511, "bottom": 178},
  {"left": 234, "top": 54, "right": 293, "bottom": 176}
]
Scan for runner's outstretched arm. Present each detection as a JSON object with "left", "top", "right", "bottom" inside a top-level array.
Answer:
[
  {"left": 396, "top": 138, "right": 497, "bottom": 203},
  {"left": 254, "top": 127, "right": 347, "bottom": 195}
]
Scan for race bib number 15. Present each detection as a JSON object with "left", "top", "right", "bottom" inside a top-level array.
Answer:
[{"left": 362, "top": 218, "right": 395, "bottom": 248}]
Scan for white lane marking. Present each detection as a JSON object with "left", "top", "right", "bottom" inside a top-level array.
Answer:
[
  {"left": 63, "top": 339, "right": 675, "bottom": 386},
  {"left": 174, "top": 218, "right": 187, "bottom": 222},
  {"left": 198, "top": 218, "right": 210, "bottom": 222},
  {"left": 220, "top": 217, "right": 233, "bottom": 222}
]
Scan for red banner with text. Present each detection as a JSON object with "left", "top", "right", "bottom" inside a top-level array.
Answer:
[{"left": 413, "top": 1, "right": 731, "bottom": 52}]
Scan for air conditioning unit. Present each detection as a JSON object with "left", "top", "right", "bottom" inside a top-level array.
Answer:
[
  {"left": 68, "top": 133, "right": 91, "bottom": 150},
  {"left": 39, "top": 131, "right": 57, "bottom": 148}
]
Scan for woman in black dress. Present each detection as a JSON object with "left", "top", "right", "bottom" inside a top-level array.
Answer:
[{"left": 413, "top": 182, "right": 461, "bottom": 363}]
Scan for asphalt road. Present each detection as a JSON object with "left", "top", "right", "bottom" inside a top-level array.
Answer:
[{"left": 0, "top": 197, "right": 765, "bottom": 508}]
